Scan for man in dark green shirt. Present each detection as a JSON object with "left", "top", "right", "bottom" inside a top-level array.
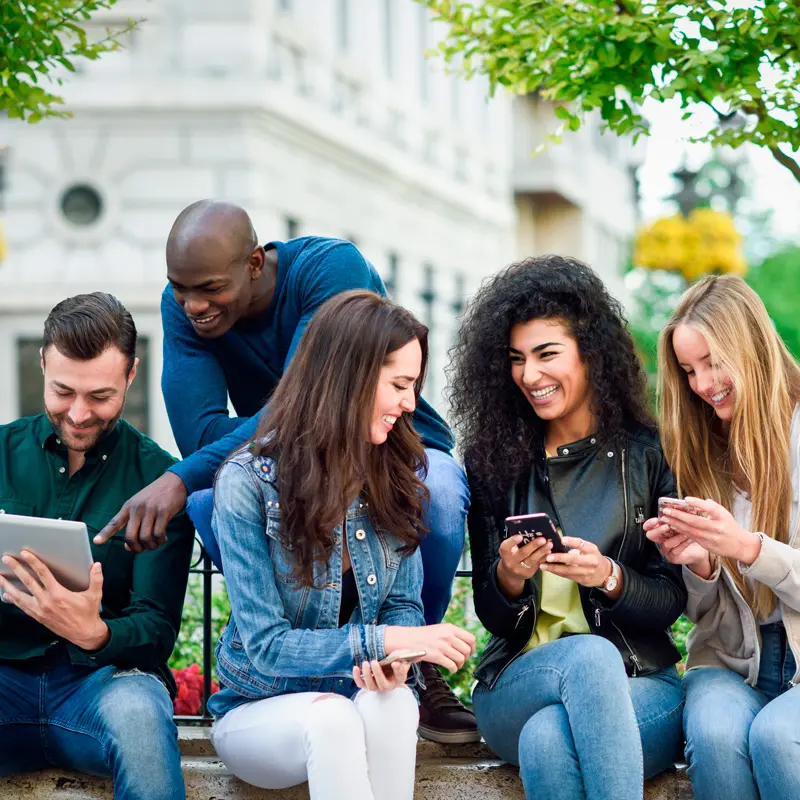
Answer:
[{"left": 0, "top": 293, "right": 193, "bottom": 800}]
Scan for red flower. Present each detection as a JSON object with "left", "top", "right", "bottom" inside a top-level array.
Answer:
[{"left": 172, "top": 665, "right": 218, "bottom": 716}]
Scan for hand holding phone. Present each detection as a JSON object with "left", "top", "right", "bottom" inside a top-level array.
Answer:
[
  {"left": 378, "top": 649, "right": 426, "bottom": 669},
  {"left": 505, "top": 513, "right": 568, "bottom": 554},
  {"left": 657, "top": 497, "right": 708, "bottom": 536}
]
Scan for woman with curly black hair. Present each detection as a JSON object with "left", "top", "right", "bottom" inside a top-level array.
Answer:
[{"left": 449, "top": 256, "right": 686, "bottom": 800}]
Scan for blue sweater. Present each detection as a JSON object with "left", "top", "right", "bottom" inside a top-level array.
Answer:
[{"left": 162, "top": 237, "right": 454, "bottom": 494}]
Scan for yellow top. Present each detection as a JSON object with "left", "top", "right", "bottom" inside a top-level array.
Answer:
[{"left": 525, "top": 448, "right": 590, "bottom": 651}]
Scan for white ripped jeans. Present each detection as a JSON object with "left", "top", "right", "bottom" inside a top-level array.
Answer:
[{"left": 211, "top": 687, "right": 419, "bottom": 800}]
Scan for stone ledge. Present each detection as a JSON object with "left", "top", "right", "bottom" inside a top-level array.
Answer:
[{"left": 0, "top": 727, "right": 693, "bottom": 799}]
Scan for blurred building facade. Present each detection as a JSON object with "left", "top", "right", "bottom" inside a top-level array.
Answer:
[{"left": 0, "top": 0, "right": 637, "bottom": 453}]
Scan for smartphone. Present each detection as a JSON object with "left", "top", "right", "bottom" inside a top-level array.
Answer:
[
  {"left": 505, "top": 512, "right": 569, "bottom": 554},
  {"left": 378, "top": 649, "right": 427, "bottom": 667},
  {"left": 657, "top": 497, "right": 707, "bottom": 536}
]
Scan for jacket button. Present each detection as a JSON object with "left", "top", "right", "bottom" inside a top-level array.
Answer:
[
  {"left": 367, "top": 574, "right": 377, "bottom": 585},
  {"left": 607, "top": 451, "right": 614, "bottom": 458},
  {"left": 562, "top": 448, "right": 569, "bottom": 455},
  {"left": 355, "top": 529, "right": 366, "bottom": 540},
  {"left": 590, "top": 437, "right": 596, "bottom": 444}
]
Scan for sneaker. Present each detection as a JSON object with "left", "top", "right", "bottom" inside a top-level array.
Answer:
[{"left": 417, "top": 662, "right": 481, "bottom": 744}]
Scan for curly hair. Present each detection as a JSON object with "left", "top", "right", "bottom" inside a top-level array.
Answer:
[{"left": 448, "top": 255, "right": 654, "bottom": 497}]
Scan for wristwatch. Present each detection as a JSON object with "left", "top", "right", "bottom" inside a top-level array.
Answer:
[{"left": 599, "top": 558, "right": 620, "bottom": 594}]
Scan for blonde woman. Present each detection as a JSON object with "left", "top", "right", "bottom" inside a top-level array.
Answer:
[{"left": 645, "top": 275, "right": 800, "bottom": 800}]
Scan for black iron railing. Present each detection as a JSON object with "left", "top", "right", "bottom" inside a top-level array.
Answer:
[{"left": 173, "top": 537, "right": 472, "bottom": 724}]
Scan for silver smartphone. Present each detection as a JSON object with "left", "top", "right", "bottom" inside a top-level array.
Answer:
[{"left": 0, "top": 513, "right": 94, "bottom": 593}]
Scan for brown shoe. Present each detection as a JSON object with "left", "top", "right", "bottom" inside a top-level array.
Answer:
[{"left": 417, "top": 662, "right": 481, "bottom": 744}]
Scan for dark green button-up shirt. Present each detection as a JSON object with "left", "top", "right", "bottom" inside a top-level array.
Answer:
[{"left": 0, "top": 414, "right": 194, "bottom": 696}]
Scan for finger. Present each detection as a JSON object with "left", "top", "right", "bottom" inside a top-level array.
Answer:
[
  {"left": 137, "top": 508, "right": 159, "bottom": 552},
  {"left": 452, "top": 627, "right": 477, "bottom": 650},
  {"left": 371, "top": 660, "right": 392, "bottom": 691},
  {"left": 642, "top": 517, "right": 660, "bottom": 531},
  {"left": 539, "top": 563, "right": 585, "bottom": 580},
  {"left": 431, "top": 653, "right": 459, "bottom": 672},
  {"left": 0, "top": 574, "right": 35, "bottom": 614},
  {"left": 645, "top": 523, "right": 673, "bottom": 543},
  {"left": 518, "top": 539, "right": 553, "bottom": 564},
  {"left": 663, "top": 507, "right": 718, "bottom": 533},
  {"left": 352, "top": 665, "right": 365, "bottom": 689},
  {"left": 87, "top": 562, "right": 103, "bottom": 596},
  {"left": 660, "top": 510, "right": 706, "bottom": 538},
  {"left": 361, "top": 661, "right": 379, "bottom": 692},
  {"left": 684, "top": 497, "right": 723, "bottom": 515},
  {"left": 392, "top": 660, "right": 410, "bottom": 687},
  {"left": 2, "top": 556, "right": 45, "bottom": 598},
  {"left": 94, "top": 510, "right": 128, "bottom": 545},
  {"left": 19, "top": 551, "right": 54, "bottom": 590},
  {"left": 152, "top": 508, "right": 170, "bottom": 545},
  {"left": 447, "top": 636, "right": 474, "bottom": 658},
  {"left": 122, "top": 506, "right": 145, "bottom": 555},
  {"left": 441, "top": 644, "right": 467, "bottom": 670},
  {"left": 500, "top": 535, "right": 524, "bottom": 555},
  {"left": 561, "top": 536, "right": 599, "bottom": 554}
]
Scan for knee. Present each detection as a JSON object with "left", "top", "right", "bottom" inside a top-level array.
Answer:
[
  {"left": 685, "top": 707, "right": 749, "bottom": 762},
  {"left": 305, "top": 695, "right": 364, "bottom": 745},
  {"left": 99, "top": 672, "right": 174, "bottom": 737},
  {"left": 518, "top": 706, "right": 573, "bottom": 771},
  {"left": 564, "top": 636, "right": 626, "bottom": 680},
  {"left": 355, "top": 687, "right": 419, "bottom": 734},
  {"left": 749, "top": 707, "right": 795, "bottom": 766}
]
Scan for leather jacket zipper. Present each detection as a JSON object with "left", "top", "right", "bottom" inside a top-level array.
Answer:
[
  {"left": 595, "top": 447, "right": 642, "bottom": 676},
  {"left": 489, "top": 598, "right": 537, "bottom": 690}
]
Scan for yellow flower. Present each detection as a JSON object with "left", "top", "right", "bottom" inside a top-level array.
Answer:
[{"left": 634, "top": 209, "right": 747, "bottom": 281}]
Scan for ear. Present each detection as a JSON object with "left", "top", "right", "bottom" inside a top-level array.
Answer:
[
  {"left": 127, "top": 357, "right": 139, "bottom": 388},
  {"left": 39, "top": 347, "right": 45, "bottom": 376},
  {"left": 249, "top": 245, "right": 266, "bottom": 280}
]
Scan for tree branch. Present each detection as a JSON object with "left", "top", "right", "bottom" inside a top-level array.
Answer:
[{"left": 768, "top": 145, "right": 800, "bottom": 183}]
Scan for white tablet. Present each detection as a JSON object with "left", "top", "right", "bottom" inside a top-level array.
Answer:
[{"left": 0, "top": 513, "right": 94, "bottom": 593}]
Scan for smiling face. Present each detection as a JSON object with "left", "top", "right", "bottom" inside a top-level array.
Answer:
[
  {"left": 369, "top": 338, "right": 422, "bottom": 445},
  {"left": 509, "top": 318, "right": 594, "bottom": 433},
  {"left": 671, "top": 323, "right": 735, "bottom": 421},
  {"left": 42, "top": 345, "right": 135, "bottom": 452},
  {"left": 167, "top": 237, "right": 264, "bottom": 339}
]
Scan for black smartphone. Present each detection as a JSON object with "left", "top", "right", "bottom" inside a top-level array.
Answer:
[{"left": 504, "top": 512, "right": 569, "bottom": 554}]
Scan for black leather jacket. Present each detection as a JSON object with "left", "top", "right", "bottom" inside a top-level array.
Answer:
[{"left": 466, "top": 426, "right": 687, "bottom": 690}]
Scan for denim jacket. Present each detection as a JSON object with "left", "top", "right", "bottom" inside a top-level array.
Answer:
[{"left": 207, "top": 446, "right": 425, "bottom": 718}]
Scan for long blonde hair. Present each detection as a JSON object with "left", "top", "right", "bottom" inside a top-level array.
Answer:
[{"left": 658, "top": 275, "right": 800, "bottom": 619}]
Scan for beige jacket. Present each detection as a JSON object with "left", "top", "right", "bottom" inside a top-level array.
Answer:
[{"left": 683, "top": 405, "right": 800, "bottom": 686}]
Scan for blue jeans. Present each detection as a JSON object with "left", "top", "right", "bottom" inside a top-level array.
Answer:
[
  {"left": 683, "top": 622, "right": 800, "bottom": 800},
  {"left": 472, "top": 635, "right": 684, "bottom": 800},
  {"left": 0, "top": 659, "right": 184, "bottom": 800},
  {"left": 188, "top": 446, "right": 469, "bottom": 625}
]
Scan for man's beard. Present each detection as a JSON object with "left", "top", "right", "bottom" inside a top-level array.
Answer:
[{"left": 45, "top": 403, "right": 125, "bottom": 453}]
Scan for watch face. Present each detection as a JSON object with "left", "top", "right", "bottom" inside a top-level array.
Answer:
[{"left": 604, "top": 576, "right": 618, "bottom": 591}]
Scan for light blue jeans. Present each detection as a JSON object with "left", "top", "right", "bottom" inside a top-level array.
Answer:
[
  {"left": 683, "top": 622, "right": 800, "bottom": 800},
  {"left": 472, "top": 635, "right": 684, "bottom": 800},
  {"left": 189, "top": 446, "right": 469, "bottom": 625},
  {"left": 0, "top": 659, "right": 184, "bottom": 800}
]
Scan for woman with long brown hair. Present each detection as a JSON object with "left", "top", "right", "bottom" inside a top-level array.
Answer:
[
  {"left": 206, "top": 290, "right": 475, "bottom": 800},
  {"left": 646, "top": 274, "right": 800, "bottom": 800}
]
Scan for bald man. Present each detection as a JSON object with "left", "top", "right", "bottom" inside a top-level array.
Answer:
[{"left": 99, "top": 200, "right": 478, "bottom": 744}]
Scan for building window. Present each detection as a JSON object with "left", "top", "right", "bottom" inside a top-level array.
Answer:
[
  {"left": 420, "top": 263, "right": 436, "bottom": 331},
  {"left": 60, "top": 184, "right": 104, "bottom": 226},
  {"left": 285, "top": 216, "right": 300, "bottom": 240},
  {"left": 384, "top": 252, "right": 399, "bottom": 298},
  {"left": 451, "top": 273, "right": 466, "bottom": 317},
  {"left": 18, "top": 337, "right": 151, "bottom": 436},
  {"left": 383, "top": 0, "right": 395, "bottom": 79},
  {"left": 337, "top": 0, "right": 349, "bottom": 52}
]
